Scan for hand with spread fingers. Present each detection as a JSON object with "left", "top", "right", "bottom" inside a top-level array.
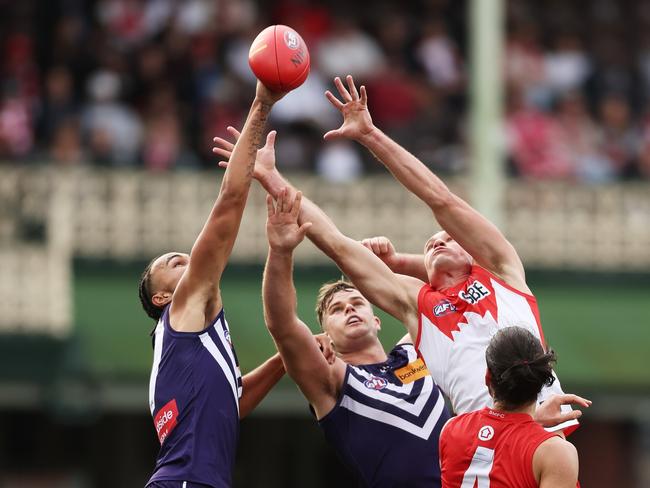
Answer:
[
  {"left": 324, "top": 75, "right": 376, "bottom": 142},
  {"left": 266, "top": 188, "right": 312, "bottom": 254},
  {"left": 213, "top": 127, "right": 278, "bottom": 184},
  {"left": 534, "top": 393, "right": 592, "bottom": 430}
]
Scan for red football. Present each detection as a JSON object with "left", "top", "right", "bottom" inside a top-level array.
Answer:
[{"left": 248, "top": 25, "right": 310, "bottom": 92}]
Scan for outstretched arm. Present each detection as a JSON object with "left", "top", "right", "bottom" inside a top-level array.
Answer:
[
  {"left": 214, "top": 130, "right": 423, "bottom": 338},
  {"left": 325, "top": 75, "right": 528, "bottom": 293},
  {"left": 239, "top": 353, "right": 285, "bottom": 419},
  {"left": 361, "top": 236, "right": 428, "bottom": 282},
  {"left": 172, "top": 83, "right": 284, "bottom": 332},
  {"left": 263, "top": 189, "right": 346, "bottom": 419}
]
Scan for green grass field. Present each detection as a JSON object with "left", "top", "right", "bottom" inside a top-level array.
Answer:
[{"left": 74, "top": 262, "right": 650, "bottom": 390}]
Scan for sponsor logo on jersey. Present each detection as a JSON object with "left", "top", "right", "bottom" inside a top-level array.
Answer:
[
  {"left": 224, "top": 329, "right": 233, "bottom": 348},
  {"left": 459, "top": 280, "right": 491, "bottom": 305},
  {"left": 394, "top": 358, "right": 430, "bottom": 384},
  {"left": 154, "top": 398, "right": 179, "bottom": 445},
  {"left": 478, "top": 425, "right": 495, "bottom": 441},
  {"left": 488, "top": 409, "right": 505, "bottom": 418},
  {"left": 284, "top": 30, "right": 300, "bottom": 49},
  {"left": 364, "top": 376, "right": 388, "bottom": 391},
  {"left": 433, "top": 299, "right": 457, "bottom": 317}
]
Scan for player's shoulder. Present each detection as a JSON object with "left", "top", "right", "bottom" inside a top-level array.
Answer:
[
  {"left": 535, "top": 436, "right": 577, "bottom": 460},
  {"left": 533, "top": 436, "right": 579, "bottom": 480},
  {"left": 441, "top": 410, "right": 480, "bottom": 436}
]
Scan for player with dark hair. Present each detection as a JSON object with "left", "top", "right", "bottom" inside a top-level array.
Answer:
[
  {"left": 261, "top": 188, "right": 450, "bottom": 487},
  {"left": 439, "top": 327, "right": 581, "bottom": 487},
  {"left": 141, "top": 82, "right": 287, "bottom": 488}
]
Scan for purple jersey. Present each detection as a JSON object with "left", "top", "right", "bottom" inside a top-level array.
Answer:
[
  {"left": 147, "top": 306, "right": 242, "bottom": 488},
  {"left": 318, "top": 344, "right": 449, "bottom": 488}
]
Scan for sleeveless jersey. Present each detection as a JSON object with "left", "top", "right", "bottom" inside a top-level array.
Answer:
[
  {"left": 440, "top": 407, "right": 558, "bottom": 488},
  {"left": 319, "top": 344, "right": 450, "bottom": 487},
  {"left": 147, "top": 306, "right": 243, "bottom": 488},
  {"left": 416, "top": 265, "right": 577, "bottom": 434}
]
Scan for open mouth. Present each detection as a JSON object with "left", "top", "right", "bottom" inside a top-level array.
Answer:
[{"left": 346, "top": 315, "right": 363, "bottom": 326}]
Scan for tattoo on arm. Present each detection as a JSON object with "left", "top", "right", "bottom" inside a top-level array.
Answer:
[{"left": 246, "top": 102, "right": 272, "bottom": 176}]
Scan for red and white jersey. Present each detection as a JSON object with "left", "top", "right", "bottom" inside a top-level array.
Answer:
[
  {"left": 416, "top": 265, "right": 577, "bottom": 434},
  {"left": 439, "top": 407, "right": 558, "bottom": 488}
]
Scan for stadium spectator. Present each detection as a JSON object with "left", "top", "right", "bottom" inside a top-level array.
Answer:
[{"left": 0, "top": 0, "right": 649, "bottom": 180}]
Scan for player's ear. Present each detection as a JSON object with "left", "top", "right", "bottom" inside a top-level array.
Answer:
[
  {"left": 152, "top": 291, "right": 172, "bottom": 308},
  {"left": 485, "top": 368, "right": 491, "bottom": 386},
  {"left": 373, "top": 316, "right": 381, "bottom": 331}
]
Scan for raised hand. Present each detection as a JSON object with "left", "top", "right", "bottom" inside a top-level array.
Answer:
[
  {"left": 266, "top": 188, "right": 312, "bottom": 253},
  {"left": 324, "top": 75, "right": 376, "bottom": 142},
  {"left": 213, "top": 127, "right": 278, "bottom": 183},
  {"left": 314, "top": 333, "right": 337, "bottom": 365},
  {"left": 361, "top": 236, "right": 398, "bottom": 267},
  {"left": 534, "top": 393, "right": 592, "bottom": 429},
  {"left": 255, "top": 80, "right": 287, "bottom": 105}
]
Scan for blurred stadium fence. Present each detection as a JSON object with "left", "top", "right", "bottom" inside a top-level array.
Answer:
[{"left": 1, "top": 166, "right": 649, "bottom": 335}]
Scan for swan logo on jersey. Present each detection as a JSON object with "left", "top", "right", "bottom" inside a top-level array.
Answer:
[
  {"left": 434, "top": 300, "right": 457, "bottom": 317},
  {"left": 154, "top": 399, "right": 179, "bottom": 445},
  {"left": 459, "top": 280, "right": 491, "bottom": 305},
  {"left": 478, "top": 425, "right": 495, "bottom": 441},
  {"left": 364, "top": 376, "right": 388, "bottom": 391}
]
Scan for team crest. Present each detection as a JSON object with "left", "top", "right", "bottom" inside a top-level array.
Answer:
[
  {"left": 433, "top": 300, "right": 457, "bottom": 317},
  {"left": 364, "top": 376, "right": 388, "bottom": 391}
]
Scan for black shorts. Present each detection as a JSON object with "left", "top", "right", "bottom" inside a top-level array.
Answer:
[{"left": 147, "top": 482, "right": 213, "bottom": 488}]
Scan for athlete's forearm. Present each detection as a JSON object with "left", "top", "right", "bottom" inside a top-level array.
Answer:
[
  {"left": 257, "top": 168, "right": 290, "bottom": 199},
  {"left": 358, "top": 128, "right": 526, "bottom": 285},
  {"left": 263, "top": 248, "right": 302, "bottom": 339},
  {"left": 358, "top": 128, "right": 452, "bottom": 210},
  {"left": 239, "top": 352, "right": 285, "bottom": 418},
  {"left": 391, "top": 253, "right": 429, "bottom": 282},
  {"left": 221, "top": 98, "right": 274, "bottom": 199}
]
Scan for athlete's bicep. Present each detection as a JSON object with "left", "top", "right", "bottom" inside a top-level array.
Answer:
[
  {"left": 435, "top": 195, "right": 528, "bottom": 292},
  {"left": 174, "top": 195, "right": 247, "bottom": 313},
  {"left": 336, "top": 237, "right": 422, "bottom": 330}
]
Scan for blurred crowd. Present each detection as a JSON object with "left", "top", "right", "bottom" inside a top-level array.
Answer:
[{"left": 1, "top": 0, "right": 650, "bottom": 181}]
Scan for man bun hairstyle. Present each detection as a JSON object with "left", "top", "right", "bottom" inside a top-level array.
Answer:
[
  {"left": 138, "top": 257, "right": 164, "bottom": 321},
  {"left": 315, "top": 279, "right": 358, "bottom": 327},
  {"left": 486, "top": 327, "right": 556, "bottom": 410}
]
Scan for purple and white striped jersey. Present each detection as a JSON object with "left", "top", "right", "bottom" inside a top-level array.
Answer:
[
  {"left": 318, "top": 344, "right": 449, "bottom": 488},
  {"left": 147, "top": 306, "right": 242, "bottom": 488}
]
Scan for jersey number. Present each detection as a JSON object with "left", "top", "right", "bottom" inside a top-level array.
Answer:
[{"left": 461, "top": 446, "right": 494, "bottom": 487}]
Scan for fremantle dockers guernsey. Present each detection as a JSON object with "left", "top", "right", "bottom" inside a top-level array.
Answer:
[
  {"left": 417, "top": 265, "right": 578, "bottom": 434},
  {"left": 440, "top": 407, "right": 560, "bottom": 488},
  {"left": 147, "top": 306, "right": 242, "bottom": 488},
  {"left": 319, "top": 344, "right": 450, "bottom": 488}
]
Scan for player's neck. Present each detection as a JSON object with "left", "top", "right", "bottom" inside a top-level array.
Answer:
[
  {"left": 492, "top": 401, "right": 536, "bottom": 417},
  {"left": 430, "top": 267, "right": 471, "bottom": 291},
  {"left": 340, "top": 341, "right": 388, "bottom": 366}
]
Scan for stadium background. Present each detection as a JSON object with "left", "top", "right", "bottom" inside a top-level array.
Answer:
[{"left": 0, "top": 0, "right": 649, "bottom": 486}]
